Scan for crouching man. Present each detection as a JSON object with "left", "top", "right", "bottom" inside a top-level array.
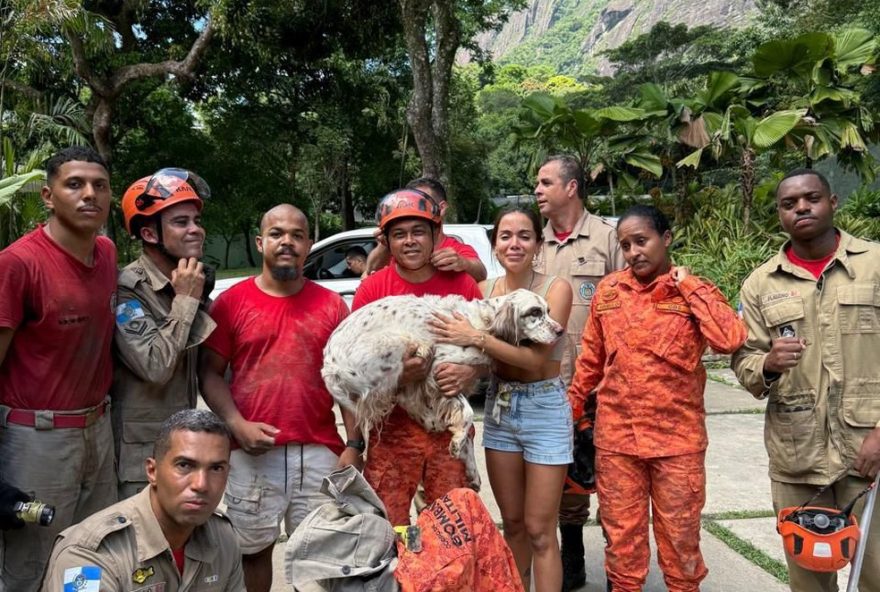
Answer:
[{"left": 40, "top": 409, "right": 244, "bottom": 591}]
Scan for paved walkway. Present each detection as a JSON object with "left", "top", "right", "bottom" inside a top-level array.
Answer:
[{"left": 267, "top": 368, "right": 828, "bottom": 590}]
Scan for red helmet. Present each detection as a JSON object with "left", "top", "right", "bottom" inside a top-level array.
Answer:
[
  {"left": 376, "top": 189, "right": 441, "bottom": 231},
  {"left": 122, "top": 168, "right": 209, "bottom": 236},
  {"left": 777, "top": 506, "right": 861, "bottom": 572}
]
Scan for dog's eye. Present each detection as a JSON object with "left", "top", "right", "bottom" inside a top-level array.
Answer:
[{"left": 525, "top": 307, "right": 542, "bottom": 318}]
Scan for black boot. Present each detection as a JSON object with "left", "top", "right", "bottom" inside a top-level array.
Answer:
[{"left": 560, "top": 523, "right": 586, "bottom": 592}]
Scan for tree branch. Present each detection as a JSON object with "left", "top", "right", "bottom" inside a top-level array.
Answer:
[
  {"left": 66, "top": 32, "right": 110, "bottom": 97},
  {"left": 1, "top": 80, "right": 43, "bottom": 101},
  {"left": 110, "top": 18, "right": 215, "bottom": 93}
]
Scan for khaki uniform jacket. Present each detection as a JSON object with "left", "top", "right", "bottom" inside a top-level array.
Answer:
[
  {"left": 40, "top": 487, "right": 245, "bottom": 592},
  {"left": 111, "top": 255, "right": 216, "bottom": 486},
  {"left": 732, "top": 231, "right": 880, "bottom": 485},
  {"left": 534, "top": 208, "right": 625, "bottom": 384}
]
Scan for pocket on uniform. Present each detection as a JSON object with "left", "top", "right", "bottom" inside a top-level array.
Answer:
[
  {"left": 118, "top": 420, "right": 163, "bottom": 483},
  {"left": 842, "top": 379, "right": 880, "bottom": 428},
  {"left": 838, "top": 284, "right": 880, "bottom": 334},
  {"left": 760, "top": 298, "right": 806, "bottom": 331},
  {"left": 766, "top": 399, "right": 822, "bottom": 478},
  {"left": 224, "top": 477, "right": 262, "bottom": 517},
  {"left": 570, "top": 260, "right": 605, "bottom": 305},
  {"left": 650, "top": 314, "right": 702, "bottom": 372}
]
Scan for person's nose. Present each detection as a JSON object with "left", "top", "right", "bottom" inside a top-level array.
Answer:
[
  {"left": 189, "top": 469, "right": 208, "bottom": 493},
  {"left": 795, "top": 198, "right": 811, "bottom": 214}
]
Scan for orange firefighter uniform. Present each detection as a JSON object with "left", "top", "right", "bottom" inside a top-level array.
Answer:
[
  {"left": 569, "top": 269, "right": 747, "bottom": 592},
  {"left": 364, "top": 407, "right": 471, "bottom": 527},
  {"left": 396, "top": 487, "right": 523, "bottom": 592}
]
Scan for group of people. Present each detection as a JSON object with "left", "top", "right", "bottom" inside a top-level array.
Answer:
[{"left": 0, "top": 144, "right": 878, "bottom": 592}]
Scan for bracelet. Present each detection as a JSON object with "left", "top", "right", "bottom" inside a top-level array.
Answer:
[{"left": 345, "top": 439, "right": 366, "bottom": 453}]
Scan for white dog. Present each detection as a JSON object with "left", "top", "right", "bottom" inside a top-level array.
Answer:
[{"left": 321, "top": 289, "right": 564, "bottom": 489}]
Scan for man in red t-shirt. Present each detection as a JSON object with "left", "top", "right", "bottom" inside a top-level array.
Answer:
[
  {"left": 0, "top": 146, "right": 118, "bottom": 591},
  {"left": 364, "top": 177, "right": 487, "bottom": 281},
  {"left": 199, "top": 204, "right": 358, "bottom": 592},
  {"left": 352, "top": 189, "right": 484, "bottom": 527}
]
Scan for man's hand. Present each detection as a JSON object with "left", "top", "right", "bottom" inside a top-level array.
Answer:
[
  {"left": 434, "top": 363, "right": 480, "bottom": 397},
  {"left": 763, "top": 337, "right": 807, "bottom": 374},
  {"left": 399, "top": 344, "right": 431, "bottom": 386},
  {"left": 230, "top": 420, "right": 279, "bottom": 455},
  {"left": 431, "top": 248, "right": 466, "bottom": 273},
  {"left": 336, "top": 447, "right": 365, "bottom": 471},
  {"left": 855, "top": 428, "right": 880, "bottom": 479},
  {"left": 171, "top": 257, "right": 205, "bottom": 299},
  {"left": 0, "top": 481, "right": 30, "bottom": 530}
]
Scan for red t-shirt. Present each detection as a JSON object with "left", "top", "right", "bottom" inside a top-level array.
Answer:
[
  {"left": 204, "top": 278, "right": 349, "bottom": 454},
  {"left": 0, "top": 226, "right": 117, "bottom": 410},
  {"left": 352, "top": 265, "right": 482, "bottom": 311},
  {"left": 172, "top": 547, "right": 185, "bottom": 574},
  {"left": 785, "top": 235, "right": 840, "bottom": 279},
  {"left": 554, "top": 230, "right": 573, "bottom": 243},
  {"left": 438, "top": 235, "right": 479, "bottom": 260}
]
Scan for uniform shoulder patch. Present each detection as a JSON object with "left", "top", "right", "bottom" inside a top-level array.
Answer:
[
  {"left": 63, "top": 566, "right": 101, "bottom": 592},
  {"left": 116, "top": 300, "right": 146, "bottom": 326}
]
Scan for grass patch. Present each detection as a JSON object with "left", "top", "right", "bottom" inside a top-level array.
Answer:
[
  {"left": 703, "top": 519, "right": 789, "bottom": 584},
  {"left": 706, "top": 373, "right": 739, "bottom": 388},
  {"left": 703, "top": 509, "right": 775, "bottom": 520},
  {"left": 704, "top": 359, "right": 730, "bottom": 370},
  {"left": 216, "top": 266, "right": 259, "bottom": 280},
  {"left": 707, "top": 407, "right": 765, "bottom": 415}
]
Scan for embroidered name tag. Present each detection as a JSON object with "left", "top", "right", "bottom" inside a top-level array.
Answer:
[
  {"left": 761, "top": 291, "right": 799, "bottom": 304},
  {"left": 656, "top": 302, "right": 692, "bottom": 314},
  {"left": 596, "top": 301, "right": 622, "bottom": 313}
]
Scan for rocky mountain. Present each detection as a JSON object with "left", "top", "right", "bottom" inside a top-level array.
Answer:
[{"left": 467, "top": 0, "right": 758, "bottom": 76}]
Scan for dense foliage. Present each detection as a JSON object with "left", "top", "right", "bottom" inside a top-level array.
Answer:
[{"left": 1, "top": 0, "right": 877, "bottom": 299}]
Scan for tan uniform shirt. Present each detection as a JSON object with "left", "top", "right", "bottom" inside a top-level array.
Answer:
[
  {"left": 732, "top": 231, "right": 880, "bottom": 485},
  {"left": 534, "top": 208, "right": 625, "bottom": 384},
  {"left": 40, "top": 487, "right": 245, "bottom": 592},
  {"left": 110, "top": 255, "right": 216, "bottom": 487}
]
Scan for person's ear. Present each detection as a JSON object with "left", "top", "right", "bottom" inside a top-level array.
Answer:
[
  {"left": 439, "top": 201, "right": 448, "bottom": 218},
  {"left": 663, "top": 230, "right": 673, "bottom": 248},
  {"left": 40, "top": 185, "right": 54, "bottom": 212},
  {"left": 145, "top": 457, "right": 158, "bottom": 487},
  {"left": 830, "top": 194, "right": 839, "bottom": 212},
  {"left": 255, "top": 234, "right": 264, "bottom": 254},
  {"left": 140, "top": 223, "right": 160, "bottom": 245}
]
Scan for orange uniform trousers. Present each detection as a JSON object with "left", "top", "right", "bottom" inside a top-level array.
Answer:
[
  {"left": 596, "top": 449, "right": 708, "bottom": 592},
  {"left": 396, "top": 487, "right": 524, "bottom": 591},
  {"left": 365, "top": 407, "right": 471, "bottom": 526}
]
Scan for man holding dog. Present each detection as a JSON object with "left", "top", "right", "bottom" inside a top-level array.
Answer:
[
  {"left": 0, "top": 146, "right": 118, "bottom": 591},
  {"left": 732, "top": 169, "right": 880, "bottom": 592},
  {"left": 352, "top": 189, "right": 483, "bottom": 527},
  {"left": 199, "top": 204, "right": 360, "bottom": 592},
  {"left": 112, "top": 169, "right": 216, "bottom": 499},
  {"left": 532, "top": 154, "right": 625, "bottom": 591}
]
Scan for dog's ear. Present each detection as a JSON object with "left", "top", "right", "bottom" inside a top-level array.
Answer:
[
  {"left": 478, "top": 299, "right": 497, "bottom": 328},
  {"left": 488, "top": 299, "right": 520, "bottom": 344}
]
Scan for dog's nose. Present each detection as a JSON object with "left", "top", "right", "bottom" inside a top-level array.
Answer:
[{"left": 555, "top": 324, "right": 564, "bottom": 336}]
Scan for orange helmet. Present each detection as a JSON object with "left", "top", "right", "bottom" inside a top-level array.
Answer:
[
  {"left": 122, "top": 168, "right": 209, "bottom": 236},
  {"left": 777, "top": 506, "right": 861, "bottom": 572},
  {"left": 376, "top": 189, "right": 441, "bottom": 232}
]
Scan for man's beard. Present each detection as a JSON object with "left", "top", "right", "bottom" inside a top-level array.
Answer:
[{"left": 270, "top": 265, "right": 300, "bottom": 281}]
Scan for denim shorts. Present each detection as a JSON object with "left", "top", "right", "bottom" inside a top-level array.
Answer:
[{"left": 482, "top": 376, "right": 573, "bottom": 465}]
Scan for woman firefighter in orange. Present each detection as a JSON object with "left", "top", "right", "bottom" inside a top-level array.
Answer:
[{"left": 568, "top": 205, "right": 747, "bottom": 592}]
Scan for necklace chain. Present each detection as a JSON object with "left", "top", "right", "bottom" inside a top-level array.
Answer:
[{"left": 502, "top": 269, "right": 536, "bottom": 295}]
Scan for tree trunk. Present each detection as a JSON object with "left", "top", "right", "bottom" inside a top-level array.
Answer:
[
  {"left": 224, "top": 237, "right": 232, "bottom": 269},
  {"left": 607, "top": 173, "right": 616, "bottom": 217},
  {"left": 740, "top": 148, "right": 756, "bottom": 227},
  {"left": 398, "top": 0, "right": 458, "bottom": 217},
  {"left": 341, "top": 162, "right": 355, "bottom": 230},
  {"left": 239, "top": 220, "right": 256, "bottom": 267}
]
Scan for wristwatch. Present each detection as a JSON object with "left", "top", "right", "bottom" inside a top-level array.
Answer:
[{"left": 345, "top": 439, "right": 366, "bottom": 453}]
